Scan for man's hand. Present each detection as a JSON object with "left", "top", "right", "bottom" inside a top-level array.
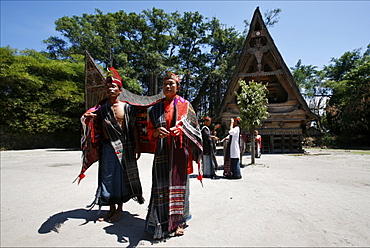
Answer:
[
  {"left": 84, "top": 112, "right": 97, "bottom": 118},
  {"left": 230, "top": 118, "right": 234, "bottom": 130}
]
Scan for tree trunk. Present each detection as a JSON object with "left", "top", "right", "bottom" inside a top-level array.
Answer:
[
  {"left": 191, "top": 75, "right": 211, "bottom": 111},
  {"left": 147, "top": 72, "right": 158, "bottom": 96},
  {"left": 250, "top": 127, "right": 256, "bottom": 165}
]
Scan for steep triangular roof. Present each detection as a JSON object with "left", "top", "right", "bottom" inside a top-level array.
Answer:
[{"left": 216, "top": 7, "right": 318, "bottom": 121}]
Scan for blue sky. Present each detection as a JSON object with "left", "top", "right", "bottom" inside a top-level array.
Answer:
[{"left": 1, "top": 1, "right": 369, "bottom": 69}]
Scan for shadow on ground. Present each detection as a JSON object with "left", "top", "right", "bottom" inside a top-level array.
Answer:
[{"left": 38, "top": 208, "right": 152, "bottom": 247}]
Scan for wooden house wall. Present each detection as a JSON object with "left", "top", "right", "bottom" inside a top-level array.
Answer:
[{"left": 84, "top": 51, "right": 105, "bottom": 110}]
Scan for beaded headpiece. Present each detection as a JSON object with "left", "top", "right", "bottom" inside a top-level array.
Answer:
[{"left": 163, "top": 71, "right": 180, "bottom": 84}]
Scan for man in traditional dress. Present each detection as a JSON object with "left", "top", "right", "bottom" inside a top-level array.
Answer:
[
  {"left": 201, "top": 117, "right": 220, "bottom": 178},
  {"left": 223, "top": 117, "right": 242, "bottom": 179},
  {"left": 76, "top": 67, "right": 144, "bottom": 223},
  {"left": 145, "top": 71, "right": 203, "bottom": 240}
]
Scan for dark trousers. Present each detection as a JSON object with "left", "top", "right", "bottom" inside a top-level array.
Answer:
[{"left": 230, "top": 158, "right": 242, "bottom": 179}]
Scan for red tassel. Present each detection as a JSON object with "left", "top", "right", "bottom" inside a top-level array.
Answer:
[
  {"left": 197, "top": 161, "right": 203, "bottom": 187},
  {"left": 78, "top": 174, "right": 85, "bottom": 184}
]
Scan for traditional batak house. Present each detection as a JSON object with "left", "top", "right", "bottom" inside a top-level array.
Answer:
[{"left": 215, "top": 7, "right": 318, "bottom": 153}]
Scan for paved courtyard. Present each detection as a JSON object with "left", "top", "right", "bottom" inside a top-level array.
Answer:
[{"left": 1, "top": 148, "right": 370, "bottom": 247}]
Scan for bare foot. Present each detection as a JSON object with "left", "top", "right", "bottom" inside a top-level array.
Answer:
[
  {"left": 108, "top": 209, "right": 122, "bottom": 223},
  {"left": 98, "top": 208, "right": 115, "bottom": 222},
  {"left": 175, "top": 225, "right": 185, "bottom": 236}
]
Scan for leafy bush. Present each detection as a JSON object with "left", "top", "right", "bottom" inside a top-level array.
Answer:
[{"left": 0, "top": 47, "right": 85, "bottom": 135}]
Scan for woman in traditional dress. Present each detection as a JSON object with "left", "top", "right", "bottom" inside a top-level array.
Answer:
[{"left": 145, "top": 71, "right": 203, "bottom": 240}]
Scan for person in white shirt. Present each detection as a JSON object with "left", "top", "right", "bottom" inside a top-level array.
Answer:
[{"left": 223, "top": 117, "right": 242, "bottom": 179}]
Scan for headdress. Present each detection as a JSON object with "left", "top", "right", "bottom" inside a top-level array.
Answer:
[
  {"left": 203, "top": 116, "right": 212, "bottom": 121},
  {"left": 163, "top": 71, "right": 180, "bottom": 84},
  {"left": 106, "top": 67, "right": 122, "bottom": 88}
]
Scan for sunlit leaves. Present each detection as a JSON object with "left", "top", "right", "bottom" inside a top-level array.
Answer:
[
  {"left": 292, "top": 44, "right": 370, "bottom": 144},
  {"left": 326, "top": 49, "right": 370, "bottom": 136},
  {"left": 43, "top": 7, "right": 278, "bottom": 113},
  {"left": 236, "top": 80, "right": 269, "bottom": 129},
  {"left": 0, "top": 47, "right": 85, "bottom": 134}
]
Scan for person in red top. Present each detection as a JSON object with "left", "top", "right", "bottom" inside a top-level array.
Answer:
[{"left": 145, "top": 71, "right": 203, "bottom": 240}]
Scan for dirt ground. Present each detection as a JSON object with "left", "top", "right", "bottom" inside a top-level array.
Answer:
[{"left": 1, "top": 148, "right": 370, "bottom": 247}]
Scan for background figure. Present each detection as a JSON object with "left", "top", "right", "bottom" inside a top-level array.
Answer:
[
  {"left": 239, "top": 131, "right": 248, "bottom": 168},
  {"left": 77, "top": 68, "right": 144, "bottom": 223},
  {"left": 201, "top": 117, "right": 220, "bottom": 178},
  {"left": 255, "top": 130, "right": 262, "bottom": 158},
  {"left": 223, "top": 117, "right": 242, "bottom": 179},
  {"left": 145, "top": 71, "right": 203, "bottom": 240},
  {"left": 211, "top": 123, "right": 220, "bottom": 172}
]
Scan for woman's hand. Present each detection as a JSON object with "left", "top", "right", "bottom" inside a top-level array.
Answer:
[
  {"left": 134, "top": 146, "right": 141, "bottom": 160},
  {"left": 170, "top": 127, "right": 181, "bottom": 136}
]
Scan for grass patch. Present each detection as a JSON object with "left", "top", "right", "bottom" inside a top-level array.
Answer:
[{"left": 350, "top": 151, "right": 370, "bottom": 155}]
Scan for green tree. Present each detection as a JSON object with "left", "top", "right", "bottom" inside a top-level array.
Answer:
[
  {"left": 45, "top": 8, "right": 173, "bottom": 95},
  {"left": 43, "top": 36, "right": 69, "bottom": 59},
  {"left": 173, "top": 11, "right": 210, "bottom": 100},
  {"left": 0, "top": 47, "right": 85, "bottom": 135},
  {"left": 44, "top": 7, "right": 281, "bottom": 116},
  {"left": 45, "top": 10, "right": 142, "bottom": 93},
  {"left": 191, "top": 18, "right": 243, "bottom": 117},
  {"left": 291, "top": 59, "right": 330, "bottom": 131},
  {"left": 325, "top": 46, "right": 370, "bottom": 144},
  {"left": 292, "top": 45, "right": 370, "bottom": 147},
  {"left": 236, "top": 80, "right": 269, "bottom": 164},
  {"left": 324, "top": 48, "right": 362, "bottom": 82},
  {"left": 134, "top": 8, "right": 173, "bottom": 95}
]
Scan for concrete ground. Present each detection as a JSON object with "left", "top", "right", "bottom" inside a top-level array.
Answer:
[{"left": 1, "top": 148, "right": 370, "bottom": 247}]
